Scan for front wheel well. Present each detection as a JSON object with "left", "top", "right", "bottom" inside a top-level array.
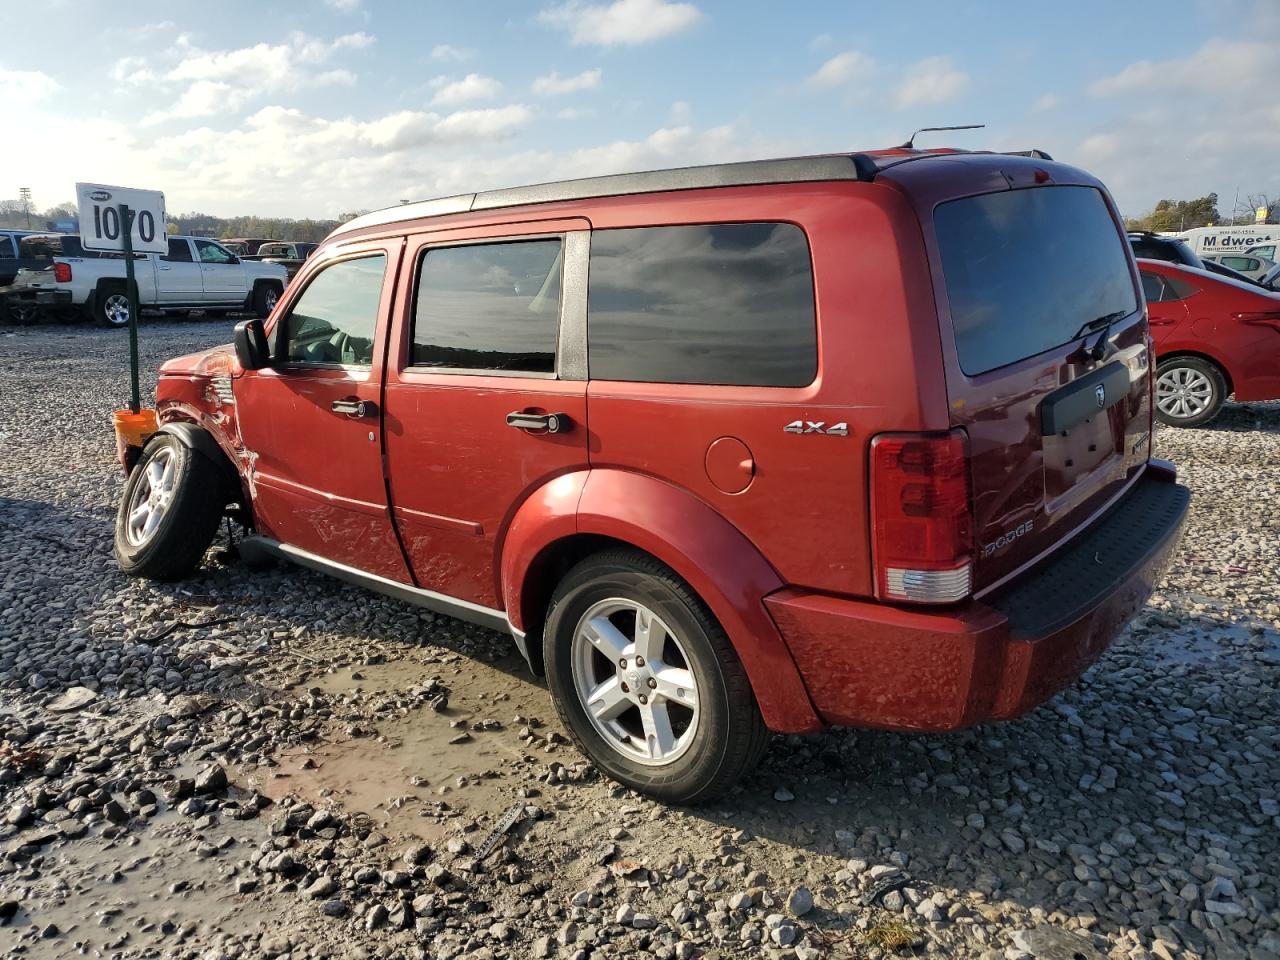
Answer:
[
  {"left": 1157, "top": 351, "right": 1233, "bottom": 396},
  {"left": 516, "top": 533, "right": 660, "bottom": 676}
]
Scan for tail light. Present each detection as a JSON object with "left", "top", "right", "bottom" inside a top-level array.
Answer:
[
  {"left": 1235, "top": 311, "right": 1280, "bottom": 332},
  {"left": 53, "top": 262, "right": 72, "bottom": 283},
  {"left": 871, "top": 430, "right": 973, "bottom": 603}
]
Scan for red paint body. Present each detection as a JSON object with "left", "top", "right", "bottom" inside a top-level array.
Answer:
[
  {"left": 152, "top": 149, "right": 1188, "bottom": 734},
  {"left": 1138, "top": 258, "right": 1280, "bottom": 403}
]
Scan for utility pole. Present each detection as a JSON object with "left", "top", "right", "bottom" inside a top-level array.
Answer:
[{"left": 18, "top": 187, "right": 32, "bottom": 228}]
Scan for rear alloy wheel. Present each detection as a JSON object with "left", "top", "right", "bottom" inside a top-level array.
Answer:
[
  {"left": 96, "top": 288, "right": 132, "bottom": 328},
  {"left": 3, "top": 296, "right": 40, "bottom": 325},
  {"left": 544, "top": 549, "right": 770, "bottom": 804},
  {"left": 1155, "top": 357, "right": 1225, "bottom": 427}
]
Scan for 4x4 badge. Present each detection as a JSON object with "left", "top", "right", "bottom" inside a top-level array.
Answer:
[{"left": 785, "top": 420, "right": 848, "bottom": 436}]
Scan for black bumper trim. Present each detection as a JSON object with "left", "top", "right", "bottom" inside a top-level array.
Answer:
[{"left": 987, "top": 472, "right": 1190, "bottom": 640}]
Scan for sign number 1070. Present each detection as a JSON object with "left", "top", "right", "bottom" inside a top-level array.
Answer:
[
  {"left": 91, "top": 205, "right": 157, "bottom": 245},
  {"left": 75, "top": 182, "right": 168, "bottom": 254}
]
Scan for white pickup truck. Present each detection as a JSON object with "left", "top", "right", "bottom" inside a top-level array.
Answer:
[{"left": 9, "top": 235, "right": 288, "bottom": 327}]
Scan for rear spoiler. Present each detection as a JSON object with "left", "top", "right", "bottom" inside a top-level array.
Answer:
[{"left": 850, "top": 148, "right": 1056, "bottom": 181}]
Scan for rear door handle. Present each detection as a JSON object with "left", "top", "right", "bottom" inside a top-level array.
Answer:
[
  {"left": 506, "top": 411, "right": 569, "bottom": 433},
  {"left": 331, "top": 398, "right": 376, "bottom": 417}
]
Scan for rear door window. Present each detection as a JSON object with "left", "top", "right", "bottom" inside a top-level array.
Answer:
[
  {"left": 586, "top": 222, "right": 816, "bottom": 386},
  {"left": 936, "top": 186, "right": 1138, "bottom": 376}
]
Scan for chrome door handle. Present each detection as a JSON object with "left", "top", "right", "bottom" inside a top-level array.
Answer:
[
  {"left": 331, "top": 398, "right": 376, "bottom": 417},
  {"left": 506, "top": 411, "right": 569, "bottom": 433}
]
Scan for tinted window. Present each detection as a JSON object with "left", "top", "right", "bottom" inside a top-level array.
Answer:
[
  {"left": 283, "top": 255, "right": 386, "bottom": 366},
  {"left": 162, "top": 238, "right": 193, "bottom": 263},
  {"left": 587, "top": 223, "right": 816, "bottom": 386},
  {"left": 412, "top": 239, "right": 562, "bottom": 373},
  {"left": 936, "top": 187, "right": 1139, "bottom": 376},
  {"left": 195, "top": 240, "right": 235, "bottom": 264},
  {"left": 0, "top": 236, "right": 14, "bottom": 258},
  {"left": 1141, "top": 272, "right": 1165, "bottom": 303}
]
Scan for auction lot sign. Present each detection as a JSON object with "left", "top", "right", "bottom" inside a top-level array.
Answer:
[{"left": 75, "top": 182, "right": 168, "bottom": 254}]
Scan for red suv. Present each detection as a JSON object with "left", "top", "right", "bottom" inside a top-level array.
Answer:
[
  {"left": 1137, "top": 258, "right": 1280, "bottom": 426},
  {"left": 115, "top": 149, "right": 1190, "bottom": 803}
]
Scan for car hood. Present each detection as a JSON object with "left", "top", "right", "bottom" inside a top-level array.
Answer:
[{"left": 159, "top": 344, "right": 237, "bottom": 377}]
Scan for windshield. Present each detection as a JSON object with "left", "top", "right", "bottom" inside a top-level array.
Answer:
[{"left": 935, "top": 186, "right": 1139, "bottom": 376}]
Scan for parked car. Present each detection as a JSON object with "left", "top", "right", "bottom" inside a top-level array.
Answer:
[
  {"left": 221, "top": 237, "right": 277, "bottom": 256},
  {"left": 10, "top": 235, "right": 287, "bottom": 327},
  {"left": 1, "top": 229, "right": 46, "bottom": 322},
  {"left": 1243, "top": 241, "right": 1279, "bottom": 263},
  {"left": 1203, "top": 253, "right": 1276, "bottom": 280},
  {"left": 1138, "top": 258, "right": 1280, "bottom": 426},
  {"left": 114, "top": 149, "right": 1189, "bottom": 803},
  {"left": 245, "top": 241, "right": 318, "bottom": 280},
  {"left": 1129, "top": 231, "right": 1265, "bottom": 286}
]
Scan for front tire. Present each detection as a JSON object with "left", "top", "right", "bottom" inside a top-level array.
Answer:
[
  {"left": 1155, "top": 357, "right": 1226, "bottom": 427},
  {"left": 543, "top": 549, "right": 770, "bottom": 804},
  {"left": 115, "top": 436, "right": 227, "bottom": 581},
  {"left": 252, "top": 282, "right": 281, "bottom": 319}
]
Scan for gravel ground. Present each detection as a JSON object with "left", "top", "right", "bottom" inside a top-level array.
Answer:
[{"left": 0, "top": 320, "right": 1277, "bottom": 960}]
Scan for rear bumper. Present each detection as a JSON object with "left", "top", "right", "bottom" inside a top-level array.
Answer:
[{"left": 765, "top": 465, "right": 1190, "bottom": 731}]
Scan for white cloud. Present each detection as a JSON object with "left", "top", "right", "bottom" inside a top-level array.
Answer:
[
  {"left": 669, "top": 100, "right": 690, "bottom": 123},
  {"left": 532, "top": 68, "right": 602, "bottom": 96},
  {"left": 0, "top": 66, "right": 59, "bottom": 101},
  {"left": 806, "top": 51, "right": 875, "bottom": 89},
  {"left": 1090, "top": 38, "right": 1275, "bottom": 98},
  {"left": 893, "top": 56, "right": 969, "bottom": 109},
  {"left": 539, "top": 0, "right": 703, "bottom": 46},
  {"left": 141, "top": 32, "right": 374, "bottom": 124},
  {"left": 1031, "top": 93, "right": 1061, "bottom": 112},
  {"left": 430, "top": 73, "right": 503, "bottom": 106},
  {"left": 430, "top": 44, "right": 474, "bottom": 62},
  {"left": 324, "top": 0, "right": 362, "bottom": 11}
]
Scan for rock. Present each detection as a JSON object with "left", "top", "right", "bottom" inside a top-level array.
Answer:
[
  {"left": 320, "top": 899, "right": 348, "bottom": 918},
  {"left": 402, "top": 842, "right": 432, "bottom": 866},
  {"left": 306, "top": 876, "right": 338, "bottom": 899},
  {"left": 1010, "top": 927, "right": 1102, "bottom": 960},
  {"left": 788, "top": 886, "right": 814, "bottom": 917},
  {"left": 773, "top": 787, "right": 795, "bottom": 802},
  {"left": 729, "top": 891, "right": 754, "bottom": 911},
  {"left": 194, "top": 764, "right": 228, "bottom": 794},
  {"left": 46, "top": 686, "right": 97, "bottom": 712}
]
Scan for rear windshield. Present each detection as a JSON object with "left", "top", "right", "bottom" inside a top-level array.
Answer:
[{"left": 936, "top": 186, "right": 1138, "bottom": 376}]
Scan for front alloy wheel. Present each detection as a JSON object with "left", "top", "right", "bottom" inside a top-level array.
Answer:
[{"left": 124, "top": 445, "right": 177, "bottom": 547}]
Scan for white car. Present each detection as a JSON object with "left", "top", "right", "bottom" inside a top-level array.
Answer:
[
  {"left": 9, "top": 235, "right": 287, "bottom": 327},
  {"left": 1202, "top": 252, "right": 1277, "bottom": 280}
]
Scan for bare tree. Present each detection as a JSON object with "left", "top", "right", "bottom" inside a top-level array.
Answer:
[{"left": 1234, "top": 193, "right": 1279, "bottom": 225}]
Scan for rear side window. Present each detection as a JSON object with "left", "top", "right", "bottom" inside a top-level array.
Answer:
[
  {"left": 936, "top": 186, "right": 1138, "bottom": 376},
  {"left": 587, "top": 223, "right": 816, "bottom": 386},
  {"left": 412, "top": 239, "right": 563, "bottom": 373},
  {"left": 283, "top": 254, "right": 386, "bottom": 366},
  {"left": 162, "top": 238, "right": 193, "bottom": 262}
]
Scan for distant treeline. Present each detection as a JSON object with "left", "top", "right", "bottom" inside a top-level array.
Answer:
[{"left": 0, "top": 199, "right": 370, "bottom": 243}]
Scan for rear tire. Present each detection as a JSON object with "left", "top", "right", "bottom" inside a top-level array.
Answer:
[
  {"left": 115, "top": 435, "right": 227, "bottom": 581},
  {"left": 1155, "top": 357, "right": 1226, "bottom": 427},
  {"left": 252, "top": 282, "right": 281, "bottom": 319},
  {"left": 94, "top": 284, "right": 132, "bottom": 328},
  {"left": 543, "top": 548, "right": 770, "bottom": 804}
]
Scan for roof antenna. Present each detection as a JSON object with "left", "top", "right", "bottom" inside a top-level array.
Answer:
[{"left": 899, "top": 124, "right": 985, "bottom": 149}]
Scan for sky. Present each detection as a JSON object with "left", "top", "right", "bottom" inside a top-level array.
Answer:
[{"left": 2, "top": 0, "right": 1278, "bottom": 222}]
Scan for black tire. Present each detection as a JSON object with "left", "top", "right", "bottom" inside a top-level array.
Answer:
[
  {"left": 1155, "top": 356, "right": 1226, "bottom": 428},
  {"left": 94, "top": 284, "right": 132, "bottom": 328},
  {"left": 543, "top": 548, "right": 770, "bottom": 804},
  {"left": 252, "top": 282, "right": 282, "bottom": 319},
  {"left": 115, "top": 435, "right": 227, "bottom": 581},
  {"left": 3, "top": 295, "right": 40, "bottom": 325}
]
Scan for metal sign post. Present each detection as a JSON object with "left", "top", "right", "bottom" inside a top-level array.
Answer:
[{"left": 120, "top": 203, "right": 142, "bottom": 414}]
